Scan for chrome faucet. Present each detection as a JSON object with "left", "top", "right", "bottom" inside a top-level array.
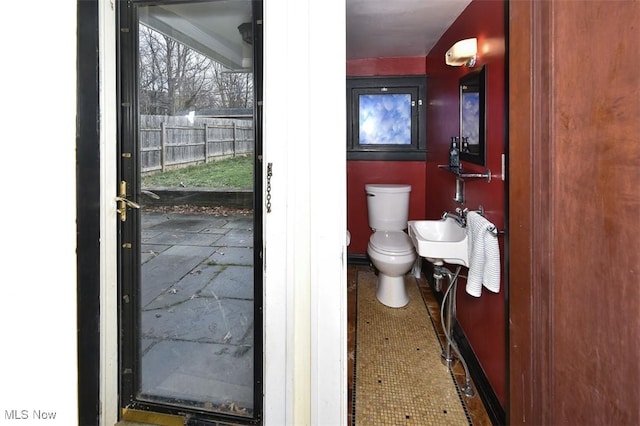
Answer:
[
  {"left": 441, "top": 206, "right": 487, "bottom": 227},
  {"left": 442, "top": 207, "right": 467, "bottom": 226}
]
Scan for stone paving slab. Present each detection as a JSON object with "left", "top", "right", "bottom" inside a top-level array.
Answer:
[
  {"left": 142, "top": 212, "right": 172, "bottom": 228},
  {"left": 201, "top": 266, "right": 253, "bottom": 300},
  {"left": 143, "top": 231, "right": 224, "bottom": 247},
  {"left": 141, "top": 245, "right": 216, "bottom": 307},
  {"left": 144, "top": 263, "right": 223, "bottom": 310},
  {"left": 222, "top": 217, "right": 253, "bottom": 230},
  {"left": 140, "top": 244, "right": 171, "bottom": 264},
  {"left": 141, "top": 340, "right": 253, "bottom": 410},
  {"left": 206, "top": 247, "right": 253, "bottom": 266},
  {"left": 142, "top": 229, "right": 164, "bottom": 240},
  {"left": 216, "top": 229, "right": 253, "bottom": 248},
  {"left": 146, "top": 216, "right": 215, "bottom": 232},
  {"left": 142, "top": 296, "right": 253, "bottom": 344}
]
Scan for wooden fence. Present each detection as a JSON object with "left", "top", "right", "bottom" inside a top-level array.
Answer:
[{"left": 140, "top": 115, "right": 253, "bottom": 174}]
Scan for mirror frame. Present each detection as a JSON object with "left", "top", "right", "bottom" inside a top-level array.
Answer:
[{"left": 459, "top": 65, "right": 486, "bottom": 166}]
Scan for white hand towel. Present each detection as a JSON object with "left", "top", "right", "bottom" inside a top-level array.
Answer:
[{"left": 465, "top": 211, "right": 501, "bottom": 297}]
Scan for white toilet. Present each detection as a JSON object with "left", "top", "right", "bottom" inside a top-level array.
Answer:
[{"left": 365, "top": 184, "right": 417, "bottom": 308}]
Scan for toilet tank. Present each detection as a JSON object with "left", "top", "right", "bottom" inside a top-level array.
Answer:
[{"left": 365, "top": 184, "right": 412, "bottom": 231}]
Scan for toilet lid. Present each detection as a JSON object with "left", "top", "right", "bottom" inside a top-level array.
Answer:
[{"left": 369, "top": 231, "right": 415, "bottom": 256}]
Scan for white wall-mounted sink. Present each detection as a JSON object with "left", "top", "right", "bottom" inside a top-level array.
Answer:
[{"left": 408, "top": 218, "right": 469, "bottom": 266}]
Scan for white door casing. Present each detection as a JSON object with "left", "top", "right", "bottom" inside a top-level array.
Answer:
[
  {"left": 99, "top": 0, "right": 347, "bottom": 424},
  {"left": 262, "top": 1, "right": 347, "bottom": 424}
]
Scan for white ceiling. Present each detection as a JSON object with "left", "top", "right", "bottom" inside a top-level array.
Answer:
[
  {"left": 140, "top": 1, "right": 253, "bottom": 70},
  {"left": 141, "top": 0, "right": 472, "bottom": 67},
  {"left": 346, "top": 0, "right": 472, "bottom": 60}
]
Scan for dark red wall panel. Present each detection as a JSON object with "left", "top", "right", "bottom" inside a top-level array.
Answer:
[{"left": 426, "top": 0, "right": 506, "bottom": 406}]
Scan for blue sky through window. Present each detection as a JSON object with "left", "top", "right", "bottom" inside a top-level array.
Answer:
[{"left": 359, "top": 94, "right": 411, "bottom": 145}]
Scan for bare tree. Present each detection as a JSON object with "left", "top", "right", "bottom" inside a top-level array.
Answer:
[
  {"left": 209, "top": 62, "right": 253, "bottom": 109},
  {"left": 138, "top": 24, "right": 252, "bottom": 115}
]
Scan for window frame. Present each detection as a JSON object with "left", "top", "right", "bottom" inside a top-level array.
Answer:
[{"left": 347, "top": 76, "right": 426, "bottom": 161}]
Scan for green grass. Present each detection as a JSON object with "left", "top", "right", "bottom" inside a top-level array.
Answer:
[{"left": 142, "top": 155, "right": 253, "bottom": 189}]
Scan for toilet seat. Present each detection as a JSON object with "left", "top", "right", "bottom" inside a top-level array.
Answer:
[{"left": 369, "top": 231, "right": 415, "bottom": 256}]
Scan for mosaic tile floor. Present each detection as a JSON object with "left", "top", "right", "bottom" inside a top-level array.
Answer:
[{"left": 352, "top": 269, "right": 472, "bottom": 426}]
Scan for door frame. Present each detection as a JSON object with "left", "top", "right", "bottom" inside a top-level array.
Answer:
[
  {"left": 114, "top": 1, "right": 264, "bottom": 423},
  {"left": 508, "top": 1, "right": 552, "bottom": 424},
  {"left": 86, "top": 0, "right": 347, "bottom": 424},
  {"left": 261, "top": 1, "right": 347, "bottom": 424},
  {"left": 508, "top": 1, "right": 640, "bottom": 424},
  {"left": 77, "top": 1, "right": 102, "bottom": 424}
]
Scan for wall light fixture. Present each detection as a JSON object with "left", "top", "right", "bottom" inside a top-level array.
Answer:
[{"left": 445, "top": 38, "right": 477, "bottom": 67}]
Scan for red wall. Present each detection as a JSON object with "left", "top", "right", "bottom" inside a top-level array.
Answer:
[
  {"left": 346, "top": 57, "right": 427, "bottom": 254},
  {"left": 426, "top": 0, "right": 506, "bottom": 406}
]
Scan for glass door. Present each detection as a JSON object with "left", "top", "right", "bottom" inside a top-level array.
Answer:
[{"left": 117, "top": 1, "right": 262, "bottom": 423}]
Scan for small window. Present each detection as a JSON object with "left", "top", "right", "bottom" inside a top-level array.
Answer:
[{"left": 347, "top": 76, "right": 426, "bottom": 160}]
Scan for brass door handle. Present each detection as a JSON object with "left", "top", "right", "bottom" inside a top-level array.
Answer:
[
  {"left": 115, "top": 196, "right": 140, "bottom": 222},
  {"left": 116, "top": 180, "right": 140, "bottom": 222},
  {"left": 115, "top": 196, "right": 141, "bottom": 209}
]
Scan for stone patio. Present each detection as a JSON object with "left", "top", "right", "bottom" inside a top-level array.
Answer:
[{"left": 138, "top": 211, "right": 255, "bottom": 415}]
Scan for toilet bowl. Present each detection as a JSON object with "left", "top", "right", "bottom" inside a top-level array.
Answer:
[
  {"left": 368, "top": 230, "right": 417, "bottom": 307},
  {"left": 365, "top": 184, "right": 417, "bottom": 308}
]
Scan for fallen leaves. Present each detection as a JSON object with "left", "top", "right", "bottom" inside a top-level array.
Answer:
[{"left": 143, "top": 204, "right": 253, "bottom": 216}]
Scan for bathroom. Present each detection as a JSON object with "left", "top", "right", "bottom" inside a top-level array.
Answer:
[{"left": 346, "top": 0, "right": 506, "bottom": 422}]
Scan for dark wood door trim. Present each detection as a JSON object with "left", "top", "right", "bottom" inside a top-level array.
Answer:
[
  {"left": 510, "top": 1, "right": 640, "bottom": 424},
  {"left": 508, "top": 1, "right": 553, "bottom": 424}
]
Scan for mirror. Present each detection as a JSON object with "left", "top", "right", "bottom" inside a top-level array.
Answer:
[{"left": 459, "top": 65, "right": 486, "bottom": 166}]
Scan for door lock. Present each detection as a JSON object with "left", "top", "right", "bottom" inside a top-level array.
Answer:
[{"left": 116, "top": 180, "right": 140, "bottom": 222}]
